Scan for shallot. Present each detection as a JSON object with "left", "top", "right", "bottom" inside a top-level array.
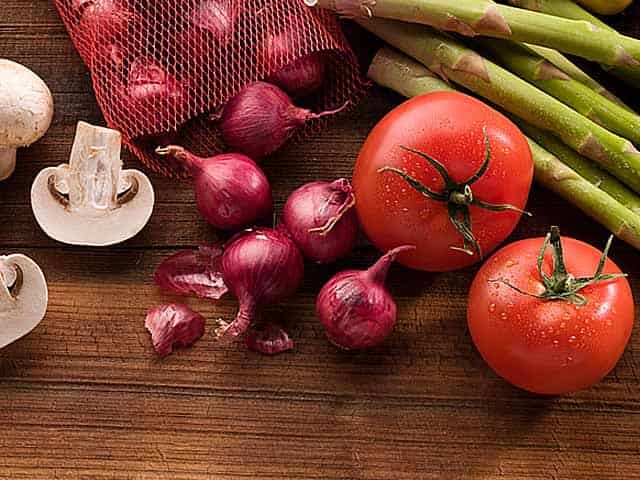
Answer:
[
  {"left": 75, "top": 0, "right": 132, "bottom": 44},
  {"left": 245, "top": 323, "right": 294, "bottom": 355},
  {"left": 155, "top": 146, "right": 272, "bottom": 230},
  {"left": 281, "top": 178, "right": 358, "bottom": 264},
  {"left": 192, "top": 0, "right": 235, "bottom": 39},
  {"left": 145, "top": 304, "right": 206, "bottom": 357},
  {"left": 154, "top": 243, "right": 228, "bottom": 299},
  {"left": 216, "top": 228, "right": 304, "bottom": 340},
  {"left": 219, "top": 81, "right": 347, "bottom": 159},
  {"left": 128, "top": 58, "right": 182, "bottom": 104},
  {"left": 263, "top": 29, "right": 328, "bottom": 98},
  {"left": 316, "top": 246, "right": 414, "bottom": 350}
]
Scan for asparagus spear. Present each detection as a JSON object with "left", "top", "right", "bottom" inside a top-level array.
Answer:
[
  {"left": 476, "top": 38, "right": 640, "bottom": 144},
  {"left": 523, "top": 44, "right": 628, "bottom": 108},
  {"left": 506, "top": 0, "right": 640, "bottom": 85},
  {"left": 305, "top": 0, "right": 640, "bottom": 68},
  {"left": 357, "top": 17, "right": 640, "bottom": 193},
  {"left": 368, "top": 47, "right": 640, "bottom": 248}
]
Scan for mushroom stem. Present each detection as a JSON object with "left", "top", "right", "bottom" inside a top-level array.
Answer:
[{"left": 0, "top": 147, "right": 17, "bottom": 181}]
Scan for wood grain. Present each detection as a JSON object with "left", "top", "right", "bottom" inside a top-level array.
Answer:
[{"left": 1, "top": 2, "right": 639, "bottom": 479}]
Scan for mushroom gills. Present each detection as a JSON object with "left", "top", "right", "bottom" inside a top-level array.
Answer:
[
  {"left": 31, "top": 121, "right": 155, "bottom": 246},
  {"left": 0, "top": 254, "right": 48, "bottom": 349}
]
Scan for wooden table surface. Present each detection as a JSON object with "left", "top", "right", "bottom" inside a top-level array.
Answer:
[{"left": 2, "top": 2, "right": 640, "bottom": 479}]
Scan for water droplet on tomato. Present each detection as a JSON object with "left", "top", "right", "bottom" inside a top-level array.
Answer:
[
  {"left": 500, "top": 312, "right": 508, "bottom": 321},
  {"left": 562, "top": 313, "right": 571, "bottom": 321},
  {"left": 552, "top": 340, "right": 559, "bottom": 347},
  {"left": 560, "top": 322, "right": 566, "bottom": 329},
  {"left": 488, "top": 303, "right": 496, "bottom": 312},
  {"left": 568, "top": 335, "right": 576, "bottom": 343}
]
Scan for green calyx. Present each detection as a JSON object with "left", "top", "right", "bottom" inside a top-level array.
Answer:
[
  {"left": 495, "top": 226, "right": 626, "bottom": 306},
  {"left": 378, "top": 128, "right": 530, "bottom": 258}
]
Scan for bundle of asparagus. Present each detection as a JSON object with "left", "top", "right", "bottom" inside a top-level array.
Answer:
[{"left": 305, "top": 0, "right": 640, "bottom": 249}]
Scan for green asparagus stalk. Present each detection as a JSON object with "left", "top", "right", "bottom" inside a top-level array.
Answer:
[
  {"left": 367, "top": 47, "right": 640, "bottom": 248},
  {"left": 476, "top": 38, "right": 640, "bottom": 144},
  {"left": 523, "top": 44, "right": 628, "bottom": 108},
  {"left": 506, "top": 0, "right": 640, "bottom": 85},
  {"left": 514, "top": 120, "right": 640, "bottom": 215},
  {"left": 357, "top": 17, "right": 640, "bottom": 193},
  {"left": 305, "top": 0, "right": 640, "bottom": 68}
]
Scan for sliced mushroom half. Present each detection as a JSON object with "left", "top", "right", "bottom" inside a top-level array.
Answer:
[
  {"left": 31, "top": 121, "right": 155, "bottom": 246},
  {"left": 0, "top": 254, "right": 48, "bottom": 349}
]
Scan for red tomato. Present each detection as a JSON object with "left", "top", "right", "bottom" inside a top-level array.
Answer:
[
  {"left": 467, "top": 231, "right": 634, "bottom": 395},
  {"left": 353, "top": 91, "right": 533, "bottom": 271}
]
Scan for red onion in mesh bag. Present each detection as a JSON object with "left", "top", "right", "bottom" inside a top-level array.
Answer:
[
  {"left": 145, "top": 303, "right": 206, "bottom": 357},
  {"left": 215, "top": 228, "right": 304, "bottom": 340},
  {"left": 219, "top": 81, "right": 348, "bottom": 159},
  {"left": 127, "top": 58, "right": 182, "bottom": 104},
  {"left": 192, "top": 0, "right": 235, "bottom": 39},
  {"left": 281, "top": 178, "right": 358, "bottom": 264},
  {"left": 155, "top": 145, "right": 273, "bottom": 230},
  {"left": 263, "top": 27, "right": 328, "bottom": 98},
  {"left": 316, "top": 246, "right": 414, "bottom": 350},
  {"left": 74, "top": 0, "right": 132, "bottom": 44},
  {"left": 154, "top": 243, "right": 227, "bottom": 299},
  {"left": 245, "top": 323, "right": 294, "bottom": 355}
]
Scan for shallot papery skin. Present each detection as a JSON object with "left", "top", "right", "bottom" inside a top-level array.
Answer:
[
  {"left": 245, "top": 323, "right": 294, "bottom": 355},
  {"left": 128, "top": 58, "right": 182, "bottom": 103},
  {"left": 219, "top": 81, "right": 347, "bottom": 159},
  {"left": 263, "top": 29, "right": 327, "bottom": 98},
  {"left": 155, "top": 146, "right": 273, "bottom": 230},
  {"left": 154, "top": 244, "right": 228, "bottom": 299},
  {"left": 216, "top": 228, "right": 304, "bottom": 340},
  {"left": 145, "top": 304, "right": 206, "bottom": 357},
  {"left": 316, "top": 246, "right": 414, "bottom": 350},
  {"left": 282, "top": 178, "right": 358, "bottom": 264}
]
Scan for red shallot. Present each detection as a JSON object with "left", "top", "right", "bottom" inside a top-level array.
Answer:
[
  {"left": 75, "top": 0, "right": 132, "bottom": 44},
  {"left": 316, "top": 245, "right": 414, "bottom": 350},
  {"left": 216, "top": 228, "right": 304, "bottom": 340},
  {"left": 219, "top": 81, "right": 347, "bottom": 159},
  {"left": 191, "top": 0, "right": 235, "bottom": 39},
  {"left": 281, "top": 178, "right": 358, "bottom": 264},
  {"left": 155, "top": 146, "right": 273, "bottom": 230},
  {"left": 127, "top": 58, "right": 182, "bottom": 104},
  {"left": 263, "top": 29, "right": 328, "bottom": 98},
  {"left": 245, "top": 323, "right": 294, "bottom": 355},
  {"left": 145, "top": 304, "right": 206, "bottom": 357},
  {"left": 154, "top": 243, "right": 227, "bottom": 299}
]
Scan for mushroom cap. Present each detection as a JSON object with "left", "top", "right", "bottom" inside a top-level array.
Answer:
[
  {"left": 31, "top": 167, "right": 155, "bottom": 246},
  {"left": 0, "top": 254, "right": 48, "bottom": 349},
  {"left": 0, "top": 59, "right": 54, "bottom": 148}
]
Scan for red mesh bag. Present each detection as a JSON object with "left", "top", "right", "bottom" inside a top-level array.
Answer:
[{"left": 52, "top": 0, "right": 365, "bottom": 178}]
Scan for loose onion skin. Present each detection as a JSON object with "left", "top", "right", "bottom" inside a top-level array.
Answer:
[
  {"left": 155, "top": 146, "right": 273, "bottom": 231},
  {"left": 245, "top": 323, "right": 294, "bottom": 355},
  {"left": 316, "top": 245, "right": 414, "bottom": 350},
  {"left": 281, "top": 178, "right": 358, "bottom": 264},
  {"left": 219, "top": 81, "right": 347, "bottom": 159},
  {"left": 145, "top": 304, "right": 206, "bottom": 357},
  {"left": 216, "top": 228, "right": 304, "bottom": 339}
]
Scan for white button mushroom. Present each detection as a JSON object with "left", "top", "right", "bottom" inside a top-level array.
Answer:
[
  {"left": 0, "top": 59, "right": 54, "bottom": 181},
  {"left": 0, "top": 254, "right": 48, "bottom": 349},
  {"left": 31, "top": 121, "right": 155, "bottom": 246}
]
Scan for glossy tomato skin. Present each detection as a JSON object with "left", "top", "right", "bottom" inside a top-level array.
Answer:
[
  {"left": 353, "top": 92, "right": 533, "bottom": 271},
  {"left": 468, "top": 236, "right": 634, "bottom": 395}
]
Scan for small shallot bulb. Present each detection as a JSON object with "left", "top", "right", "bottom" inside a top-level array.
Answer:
[
  {"left": 128, "top": 58, "right": 182, "bottom": 104},
  {"left": 219, "top": 81, "right": 347, "bottom": 159},
  {"left": 216, "top": 228, "right": 304, "bottom": 340},
  {"left": 281, "top": 178, "right": 358, "bottom": 264},
  {"left": 316, "top": 245, "right": 414, "bottom": 350},
  {"left": 145, "top": 304, "right": 206, "bottom": 357},
  {"left": 155, "top": 145, "right": 273, "bottom": 230},
  {"left": 263, "top": 29, "right": 328, "bottom": 98}
]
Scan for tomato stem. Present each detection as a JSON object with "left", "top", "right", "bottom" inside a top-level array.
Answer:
[
  {"left": 493, "top": 226, "right": 626, "bottom": 305},
  {"left": 377, "top": 127, "right": 531, "bottom": 258}
]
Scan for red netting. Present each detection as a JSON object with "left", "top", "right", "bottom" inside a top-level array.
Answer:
[{"left": 52, "top": 0, "right": 365, "bottom": 178}]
